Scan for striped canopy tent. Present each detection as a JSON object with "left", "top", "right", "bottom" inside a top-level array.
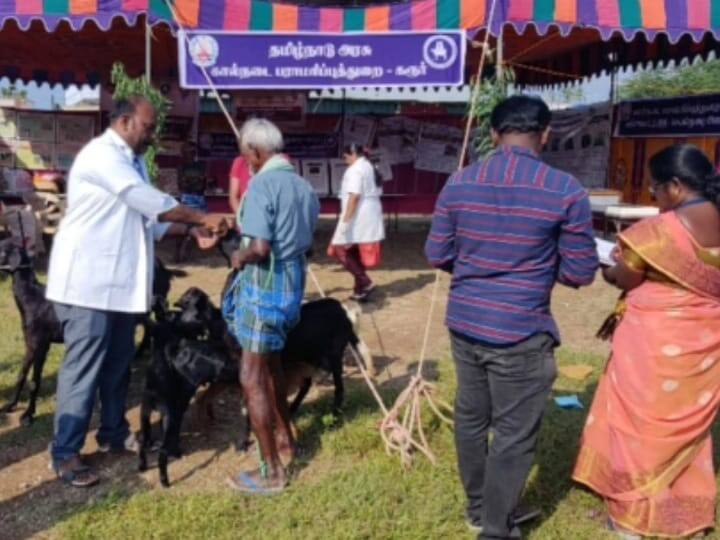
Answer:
[{"left": 1, "top": 0, "right": 720, "bottom": 87}]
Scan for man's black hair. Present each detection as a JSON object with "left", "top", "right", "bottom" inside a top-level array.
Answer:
[
  {"left": 109, "top": 95, "right": 148, "bottom": 123},
  {"left": 490, "top": 95, "right": 551, "bottom": 135}
]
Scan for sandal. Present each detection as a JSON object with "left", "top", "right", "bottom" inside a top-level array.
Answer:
[
  {"left": 55, "top": 456, "right": 100, "bottom": 488},
  {"left": 226, "top": 464, "right": 287, "bottom": 495}
]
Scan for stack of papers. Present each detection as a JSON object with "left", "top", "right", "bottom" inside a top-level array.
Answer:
[{"left": 595, "top": 237, "right": 616, "bottom": 267}]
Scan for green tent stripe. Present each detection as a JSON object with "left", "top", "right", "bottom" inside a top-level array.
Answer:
[
  {"left": 619, "top": 0, "right": 642, "bottom": 27},
  {"left": 343, "top": 8, "right": 365, "bottom": 31},
  {"left": 150, "top": 0, "right": 172, "bottom": 22},
  {"left": 533, "top": 0, "right": 555, "bottom": 22},
  {"left": 712, "top": 0, "right": 720, "bottom": 29},
  {"left": 436, "top": 0, "right": 460, "bottom": 29},
  {"left": 250, "top": 0, "right": 272, "bottom": 30},
  {"left": 44, "top": 0, "right": 68, "bottom": 15}
]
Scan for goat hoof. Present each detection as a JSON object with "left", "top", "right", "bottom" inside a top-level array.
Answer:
[{"left": 19, "top": 413, "right": 34, "bottom": 426}]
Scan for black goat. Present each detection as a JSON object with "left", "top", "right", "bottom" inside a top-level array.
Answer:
[
  {"left": 0, "top": 240, "right": 62, "bottom": 425},
  {"left": 0, "top": 238, "right": 183, "bottom": 425},
  {"left": 137, "top": 318, "right": 238, "bottom": 487},
  {"left": 134, "top": 259, "right": 188, "bottom": 360},
  {"left": 176, "top": 282, "right": 375, "bottom": 415}
]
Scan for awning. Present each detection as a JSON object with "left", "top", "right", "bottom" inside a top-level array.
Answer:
[
  {"left": 2, "top": 1, "right": 720, "bottom": 87},
  {"left": 0, "top": 0, "right": 718, "bottom": 39}
]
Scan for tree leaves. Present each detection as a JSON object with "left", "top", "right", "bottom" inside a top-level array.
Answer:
[
  {"left": 110, "top": 63, "right": 171, "bottom": 183},
  {"left": 620, "top": 59, "right": 720, "bottom": 100}
]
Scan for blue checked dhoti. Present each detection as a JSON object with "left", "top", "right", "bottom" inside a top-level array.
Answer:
[{"left": 222, "top": 256, "right": 306, "bottom": 354}]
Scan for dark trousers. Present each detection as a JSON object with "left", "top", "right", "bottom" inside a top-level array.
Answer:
[
  {"left": 333, "top": 244, "right": 371, "bottom": 294},
  {"left": 51, "top": 303, "right": 136, "bottom": 465},
  {"left": 450, "top": 331, "right": 557, "bottom": 539}
]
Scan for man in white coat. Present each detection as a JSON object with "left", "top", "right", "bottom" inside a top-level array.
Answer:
[{"left": 46, "top": 95, "right": 227, "bottom": 487}]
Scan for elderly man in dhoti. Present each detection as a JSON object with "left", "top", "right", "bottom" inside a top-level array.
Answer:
[{"left": 222, "top": 119, "right": 319, "bottom": 494}]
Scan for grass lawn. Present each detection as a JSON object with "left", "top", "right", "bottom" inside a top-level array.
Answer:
[{"left": 0, "top": 234, "right": 716, "bottom": 539}]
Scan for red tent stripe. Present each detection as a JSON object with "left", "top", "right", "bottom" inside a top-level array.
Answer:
[
  {"left": 15, "top": 0, "right": 43, "bottom": 14},
  {"left": 223, "top": 0, "right": 249, "bottom": 30},
  {"left": 688, "top": 0, "right": 710, "bottom": 29},
  {"left": 596, "top": 0, "right": 620, "bottom": 27},
  {"left": 508, "top": 0, "right": 533, "bottom": 21},
  {"left": 121, "top": 0, "right": 148, "bottom": 12},
  {"left": 411, "top": 0, "right": 436, "bottom": 29},
  {"left": 319, "top": 7, "right": 342, "bottom": 31}
]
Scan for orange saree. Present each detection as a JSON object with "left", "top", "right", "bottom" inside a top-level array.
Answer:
[{"left": 573, "top": 211, "right": 720, "bottom": 538}]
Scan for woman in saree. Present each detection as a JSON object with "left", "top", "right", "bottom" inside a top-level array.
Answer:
[{"left": 573, "top": 144, "right": 720, "bottom": 538}]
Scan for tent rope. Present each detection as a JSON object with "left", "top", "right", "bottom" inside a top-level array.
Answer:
[
  {"left": 164, "top": 0, "right": 240, "bottom": 141},
  {"left": 379, "top": 0, "right": 500, "bottom": 468}
]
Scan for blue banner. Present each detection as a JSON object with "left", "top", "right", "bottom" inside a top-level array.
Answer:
[{"left": 179, "top": 31, "right": 466, "bottom": 89}]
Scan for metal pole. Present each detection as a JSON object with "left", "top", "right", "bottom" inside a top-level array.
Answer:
[{"left": 145, "top": 16, "right": 152, "bottom": 83}]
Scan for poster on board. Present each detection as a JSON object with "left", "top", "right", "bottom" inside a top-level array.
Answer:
[
  {"left": 301, "top": 159, "right": 330, "bottom": 195},
  {"left": 17, "top": 112, "right": 55, "bottom": 142},
  {"left": 329, "top": 158, "right": 347, "bottom": 195},
  {"left": 56, "top": 115, "right": 95, "bottom": 144},
  {"left": 414, "top": 123, "right": 463, "bottom": 174},
  {"left": 541, "top": 102, "right": 611, "bottom": 189},
  {"left": 343, "top": 116, "right": 376, "bottom": 148},
  {"left": 376, "top": 117, "right": 419, "bottom": 165}
]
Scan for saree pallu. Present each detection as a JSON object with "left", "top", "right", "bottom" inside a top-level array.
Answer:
[{"left": 573, "top": 212, "right": 720, "bottom": 538}]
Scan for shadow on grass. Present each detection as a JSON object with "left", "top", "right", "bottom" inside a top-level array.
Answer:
[{"left": 521, "top": 382, "right": 599, "bottom": 535}]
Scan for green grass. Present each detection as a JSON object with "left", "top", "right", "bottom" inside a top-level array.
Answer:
[{"left": 50, "top": 350, "right": 620, "bottom": 540}]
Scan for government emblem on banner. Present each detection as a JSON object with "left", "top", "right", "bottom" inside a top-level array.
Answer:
[{"left": 189, "top": 35, "right": 219, "bottom": 68}]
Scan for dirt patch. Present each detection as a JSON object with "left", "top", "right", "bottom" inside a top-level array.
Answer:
[{"left": 0, "top": 218, "right": 616, "bottom": 538}]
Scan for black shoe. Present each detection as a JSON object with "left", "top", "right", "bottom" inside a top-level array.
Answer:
[
  {"left": 466, "top": 506, "right": 541, "bottom": 534},
  {"left": 513, "top": 505, "right": 541, "bottom": 525}
]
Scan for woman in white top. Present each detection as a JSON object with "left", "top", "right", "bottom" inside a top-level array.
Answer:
[{"left": 329, "top": 144, "right": 385, "bottom": 301}]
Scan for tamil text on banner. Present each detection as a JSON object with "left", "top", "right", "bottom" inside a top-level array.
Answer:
[
  {"left": 179, "top": 31, "right": 465, "bottom": 89},
  {"left": 541, "top": 102, "right": 612, "bottom": 189},
  {"left": 616, "top": 94, "right": 720, "bottom": 137}
]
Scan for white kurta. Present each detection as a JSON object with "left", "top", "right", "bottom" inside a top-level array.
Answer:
[
  {"left": 331, "top": 157, "right": 385, "bottom": 245},
  {"left": 46, "top": 129, "right": 178, "bottom": 313}
]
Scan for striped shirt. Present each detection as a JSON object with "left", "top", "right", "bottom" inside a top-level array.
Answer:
[{"left": 425, "top": 145, "right": 598, "bottom": 345}]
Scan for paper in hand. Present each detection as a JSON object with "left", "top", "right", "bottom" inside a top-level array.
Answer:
[{"left": 595, "top": 237, "right": 616, "bottom": 267}]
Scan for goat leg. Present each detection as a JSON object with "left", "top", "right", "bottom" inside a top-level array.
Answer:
[
  {"left": 159, "top": 402, "right": 185, "bottom": 488},
  {"left": 288, "top": 378, "right": 312, "bottom": 417},
  {"left": 138, "top": 396, "right": 153, "bottom": 472},
  {"left": 331, "top": 361, "right": 345, "bottom": 416},
  {"left": 2, "top": 344, "right": 38, "bottom": 415},
  {"left": 134, "top": 320, "right": 152, "bottom": 360},
  {"left": 19, "top": 342, "right": 50, "bottom": 425}
]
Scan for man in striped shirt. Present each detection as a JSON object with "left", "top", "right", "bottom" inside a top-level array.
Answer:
[{"left": 425, "top": 96, "right": 598, "bottom": 539}]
